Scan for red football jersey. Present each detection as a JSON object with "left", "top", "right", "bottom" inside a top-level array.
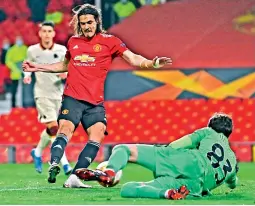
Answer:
[{"left": 64, "top": 33, "right": 128, "bottom": 104}]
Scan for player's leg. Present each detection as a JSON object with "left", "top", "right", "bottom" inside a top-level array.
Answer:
[
  {"left": 71, "top": 102, "right": 107, "bottom": 174},
  {"left": 31, "top": 130, "right": 52, "bottom": 174},
  {"left": 49, "top": 130, "right": 72, "bottom": 176},
  {"left": 31, "top": 98, "right": 55, "bottom": 173},
  {"left": 63, "top": 101, "right": 107, "bottom": 188},
  {"left": 76, "top": 144, "right": 140, "bottom": 180},
  {"left": 35, "top": 134, "right": 72, "bottom": 176},
  {"left": 48, "top": 95, "right": 83, "bottom": 183},
  {"left": 120, "top": 176, "right": 189, "bottom": 200},
  {"left": 31, "top": 97, "right": 71, "bottom": 174},
  {"left": 31, "top": 129, "right": 50, "bottom": 173},
  {"left": 108, "top": 144, "right": 156, "bottom": 172},
  {"left": 76, "top": 144, "right": 157, "bottom": 185},
  {"left": 50, "top": 99, "right": 72, "bottom": 175},
  {"left": 33, "top": 129, "right": 50, "bottom": 158}
]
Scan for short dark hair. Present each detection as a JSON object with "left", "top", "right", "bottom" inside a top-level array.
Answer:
[
  {"left": 40, "top": 21, "right": 55, "bottom": 28},
  {"left": 208, "top": 113, "right": 233, "bottom": 138}
]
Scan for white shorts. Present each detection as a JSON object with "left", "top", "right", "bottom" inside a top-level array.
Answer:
[{"left": 35, "top": 97, "right": 61, "bottom": 123}]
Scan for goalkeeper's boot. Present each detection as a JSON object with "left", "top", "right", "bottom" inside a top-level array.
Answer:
[
  {"left": 30, "top": 149, "right": 42, "bottom": 173},
  {"left": 165, "top": 185, "right": 190, "bottom": 200},
  {"left": 48, "top": 162, "right": 60, "bottom": 183},
  {"left": 63, "top": 174, "right": 92, "bottom": 188},
  {"left": 75, "top": 168, "right": 115, "bottom": 185}
]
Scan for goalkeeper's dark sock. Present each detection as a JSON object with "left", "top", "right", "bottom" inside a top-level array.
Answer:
[
  {"left": 72, "top": 140, "right": 100, "bottom": 174},
  {"left": 107, "top": 145, "right": 130, "bottom": 172},
  {"left": 50, "top": 134, "right": 68, "bottom": 164}
]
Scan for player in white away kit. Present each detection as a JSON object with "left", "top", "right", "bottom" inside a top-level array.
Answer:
[{"left": 23, "top": 21, "right": 73, "bottom": 176}]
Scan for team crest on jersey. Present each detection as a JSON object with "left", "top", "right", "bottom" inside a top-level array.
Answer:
[
  {"left": 93, "top": 44, "right": 102, "bottom": 52},
  {"left": 62, "top": 109, "right": 69, "bottom": 115},
  {"left": 74, "top": 54, "right": 95, "bottom": 62}
]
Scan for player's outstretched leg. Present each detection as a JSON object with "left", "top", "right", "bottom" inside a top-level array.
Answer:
[
  {"left": 121, "top": 181, "right": 189, "bottom": 200},
  {"left": 120, "top": 181, "right": 164, "bottom": 198}
]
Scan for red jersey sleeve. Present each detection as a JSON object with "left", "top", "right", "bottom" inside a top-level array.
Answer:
[{"left": 109, "top": 36, "right": 128, "bottom": 58}]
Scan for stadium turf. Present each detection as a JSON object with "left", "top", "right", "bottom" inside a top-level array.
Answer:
[{"left": 0, "top": 162, "right": 254, "bottom": 204}]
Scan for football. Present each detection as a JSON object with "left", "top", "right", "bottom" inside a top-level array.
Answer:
[{"left": 96, "top": 161, "right": 122, "bottom": 187}]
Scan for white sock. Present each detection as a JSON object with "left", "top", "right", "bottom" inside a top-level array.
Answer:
[
  {"left": 164, "top": 189, "right": 170, "bottom": 199},
  {"left": 35, "top": 129, "right": 51, "bottom": 157},
  {"left": 60, "top": 152, "right": 70, "bottom": 166},
  {"left": 50, "top": 137, "right": 70, "bottom": 166}
]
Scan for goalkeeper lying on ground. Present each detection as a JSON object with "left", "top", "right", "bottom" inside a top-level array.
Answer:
[{"left": 76, "top": 112, "right": 239, "bottom": 200}]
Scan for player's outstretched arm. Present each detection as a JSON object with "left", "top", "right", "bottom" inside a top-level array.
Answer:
[
  {"left": 122, "top": 50, "right": 172, "bottom": 69},
  {"left": 22, "top": 58, "right": 69, "bottom": 73}
]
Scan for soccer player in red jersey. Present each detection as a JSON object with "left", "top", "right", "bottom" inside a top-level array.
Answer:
[{"left": 23, "top": 4, "right": 172, "bottom": 187}]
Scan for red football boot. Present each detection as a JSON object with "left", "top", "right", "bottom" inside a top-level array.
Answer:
[{"left": 165, "top": 185, "right": 190, "bottom": 200}]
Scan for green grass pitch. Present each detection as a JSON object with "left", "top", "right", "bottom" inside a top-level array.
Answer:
[{"left": 0, "top": 162, "right": 254, "bottom": 204}]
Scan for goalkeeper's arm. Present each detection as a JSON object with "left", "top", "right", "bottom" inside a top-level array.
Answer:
[
  {"left": 169, "top": 127, "right": 210, "bottom": 149},
  {"left": 226, "top": 163, "right": 239, "bottom": 189},
  {"left": 225, "top": 175, "right": 238, "bottom": 189},
  {"left": 169, "top": 135, "right": 194, "bottom": 149}
]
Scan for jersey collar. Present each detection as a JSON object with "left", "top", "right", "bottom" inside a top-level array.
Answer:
[
  {"left": 80, "top": 33, "right": 98, "bottom": 42},
  {"left": 40, "top": 42, "right": 54, "bottom": 50}
]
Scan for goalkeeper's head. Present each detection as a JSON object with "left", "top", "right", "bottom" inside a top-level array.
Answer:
[{"left": 208, "top": 112, "right": 233, "bottom": 138}]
